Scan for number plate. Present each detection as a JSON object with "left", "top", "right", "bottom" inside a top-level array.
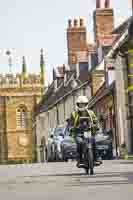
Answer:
[
  {"left": 88, "top": 143, "right": 92, "bottom": 148},
  {"left": 84, "top": 131, "right": 91, "bottom": 138}
]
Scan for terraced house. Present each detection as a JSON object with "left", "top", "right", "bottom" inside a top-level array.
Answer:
[
  {"left": 35, "top": 0, "right": 133, "bottom": 161},
  {"left": 35, "top": 0, "right": 115, "bottom": 162}
]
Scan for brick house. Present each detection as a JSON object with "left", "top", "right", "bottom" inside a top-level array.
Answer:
[{"left": 89, "top": 14, "right": 133, "bottom": 155}]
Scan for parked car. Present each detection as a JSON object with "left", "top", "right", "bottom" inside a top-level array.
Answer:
[
  {"left": 45, "top": 129, "right": 55, "bottom": 162},
  {"left": 53, "top": 126, "right": 67, "bottom": 161},
  {"left": 61, "top": 135, "right": 77, "bottom": 162},
  {"left": 95, "top": 129, "right": 113, "bottom": 160}
]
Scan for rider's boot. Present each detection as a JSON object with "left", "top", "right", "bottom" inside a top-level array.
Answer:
[
  {"left": 76, "top": 143, "right": 84, "bottom": 167},
  {"left": 76, "top": 151, "right": 83, "bottom": 168},
  {"left": 93, "top": 145, "right": 102, "bottom": 165}
]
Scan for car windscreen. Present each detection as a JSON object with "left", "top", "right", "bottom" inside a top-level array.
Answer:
[{"left": 54, "top": 128, "right": 65, "bottom": 136}]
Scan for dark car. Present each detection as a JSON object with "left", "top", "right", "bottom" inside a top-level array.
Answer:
[
  {"left": 95, "top": 130, "right": 113, "bottom": 160},
  {"left": 61, "top": 135, "right": 77, "bottom": 162}
]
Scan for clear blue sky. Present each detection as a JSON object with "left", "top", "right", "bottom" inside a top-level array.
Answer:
[{"left": 0, "top": 0, "right": 131, "bottom": 83}]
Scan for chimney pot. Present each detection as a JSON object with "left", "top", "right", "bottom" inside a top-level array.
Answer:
[
  {"left": 74, "top": 19, "right": 78, "bottom": 27},
  {"left": 68, "top": 19, "right": 72, "bottom": 28},
  {"left": 80, "top": 18, "right": 84, "bottom": 27}
]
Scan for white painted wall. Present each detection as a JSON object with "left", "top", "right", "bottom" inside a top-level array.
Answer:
[
  {"left": 35, "top": 83, "right": 92, "bottom": 162},
  {"left": 115, "top": 55, "right": 129, "bottom": 152},
  {"left": 35, "top": 112, "right": 47, "bottom": 162}
]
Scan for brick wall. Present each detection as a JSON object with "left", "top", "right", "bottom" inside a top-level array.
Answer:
[
  {"left": 67, "top": 19, "right": 87, "bottom": 66},
  {"left": 93, "top": 7, "right": 114, "bottom": 45}
]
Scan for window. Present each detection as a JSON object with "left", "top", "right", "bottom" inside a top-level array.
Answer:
[
  {"left": 16, "top": 106, "right": 27, "bottom": 129},
  {"left": 79, "top": 62, "right": 88, "bottom": 73},
  {"left": 88, "top": 54, "right": 98, "bottom": 70}
]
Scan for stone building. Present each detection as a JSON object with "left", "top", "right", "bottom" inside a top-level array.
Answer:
[
  {"left": 35, "top": 64, "right": 91, "bottom": 162},
  {"left": 35, "top": 15, "right": 97, "bottom": 162},
  {"left": 0, "top": 50, "right": 45, "bottom": 162}
]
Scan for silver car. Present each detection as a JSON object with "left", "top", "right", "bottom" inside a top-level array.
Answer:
[
  {"left": 61, "top": 135, "right": 77, "bottom": 162},
  {"left": 53, "top": 126, "right": 67, "bottom": 161},
  {"left": 45, "top": 129, "right": 55, "bottom": 162}
]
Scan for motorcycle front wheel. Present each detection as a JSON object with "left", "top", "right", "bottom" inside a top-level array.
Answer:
[{"left": 88, "top": 148, "right": 94, "bottom": 175}]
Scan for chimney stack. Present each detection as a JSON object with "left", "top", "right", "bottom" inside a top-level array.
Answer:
[
  {"left": 80, "top": 18, "right": 84, "bottom": 27},
  {"left": 93, "top": 0, "right": 114, "bottom": 45},
  {"left": 67, "top": 18, "right": 87, "bottom": 66},
  {"left": 68, "top": 19, "right": 72, "bottom": 28}
]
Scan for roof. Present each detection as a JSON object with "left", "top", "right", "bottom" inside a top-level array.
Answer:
[
  {"left": 36, "top": 74, "right": 89, "bottom": 114},
  {"left": 88, "top": 82, "right": 114, "bottom": 109},
  {"left": 54, "top": 66, "right": 65, "bottom": 78},
  {"left": 112, "top": 17, "right": 131, "bottom": 35},
  {"left": 36, "top": 68, "right": 90, "bottom": 114}
]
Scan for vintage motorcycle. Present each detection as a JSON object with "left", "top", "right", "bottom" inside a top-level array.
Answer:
[{"left": 75, "top": 116, "right": 97, "bottom": 175}]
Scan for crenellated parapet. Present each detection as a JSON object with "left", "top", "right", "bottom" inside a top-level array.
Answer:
[{"left": 0, "top": 73, "right": 43, "bottom": 89}]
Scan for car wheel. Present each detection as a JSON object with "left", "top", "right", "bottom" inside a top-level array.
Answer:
[
  {"left": 62, "top": 154, "right": 68, "bottom": 162},
  {"left": 64, "top": 158, "right": 68, "bottom": 162},
  {"left": 51, "top": 144, "right": 56, "bottom": 161}
]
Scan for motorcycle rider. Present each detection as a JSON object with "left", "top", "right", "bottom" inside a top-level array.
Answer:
[{"left": 69, "top": 95, "right": 100, "bottom": 167}]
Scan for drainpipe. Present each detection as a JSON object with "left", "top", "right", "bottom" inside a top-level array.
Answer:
[
  {"left": 105, "top": 56, "right": 119, "bottom": 157},
  {"left": 127, "top": 17, "right": 133, "bottom": 153},
  {"left": 56, "top": 105, "right": 59, "bottom": 126},
  {"left": 111, "top": 84, "right": 119, "bottom": 158}
]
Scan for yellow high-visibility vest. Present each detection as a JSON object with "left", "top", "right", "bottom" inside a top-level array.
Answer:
[{"left": 72, "top": 110, "right": 97, "bottom": 128}]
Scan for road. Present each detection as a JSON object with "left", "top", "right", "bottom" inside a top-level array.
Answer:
[{"left": 0, "top": 160, "right": 133, "bottom": 200}]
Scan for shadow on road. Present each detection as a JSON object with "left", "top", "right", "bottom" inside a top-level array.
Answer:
[
  {"left": 24, "top": 171, "right": 133, "bottom": 187},
  {"left": 64, "top": 171, "right": 133, "bottom": 187},
  {"left": 119, "top": 161, "right": 133, "bottom": 165}
]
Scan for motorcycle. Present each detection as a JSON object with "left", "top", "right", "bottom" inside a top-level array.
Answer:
[{"left": 75, "top": 116, "right": 96, "bottom": 175}]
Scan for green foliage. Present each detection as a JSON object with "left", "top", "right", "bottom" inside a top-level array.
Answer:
[
  {"left": 0, "top": 159, "right": 32, "bottom": 165},
  {"left": 119, "top": 143, "right": 128, "bottom": 159},
  {"left": 32, "top": 145, "right": 37, "bottom": 163}
]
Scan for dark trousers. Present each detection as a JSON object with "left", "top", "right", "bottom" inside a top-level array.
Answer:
[{"left": 75, "top": 136, "right": 97, "bottom": 161}]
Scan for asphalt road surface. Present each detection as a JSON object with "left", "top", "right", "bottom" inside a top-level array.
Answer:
[{"left": 0, "top": 160, "right": 133, "bottom": 200}]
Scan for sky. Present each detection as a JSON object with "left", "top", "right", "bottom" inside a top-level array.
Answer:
[{"left": 0, "top": 0, "right": 131, "bottom": 83}]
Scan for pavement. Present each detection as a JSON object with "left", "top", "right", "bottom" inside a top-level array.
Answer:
[{"left": 0, "top": 160, "right": 133, "bottom": 200}]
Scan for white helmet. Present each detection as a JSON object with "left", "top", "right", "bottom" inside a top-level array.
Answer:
[{"left": 76, "top": 96, "right": 89, "bottom": 112}]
